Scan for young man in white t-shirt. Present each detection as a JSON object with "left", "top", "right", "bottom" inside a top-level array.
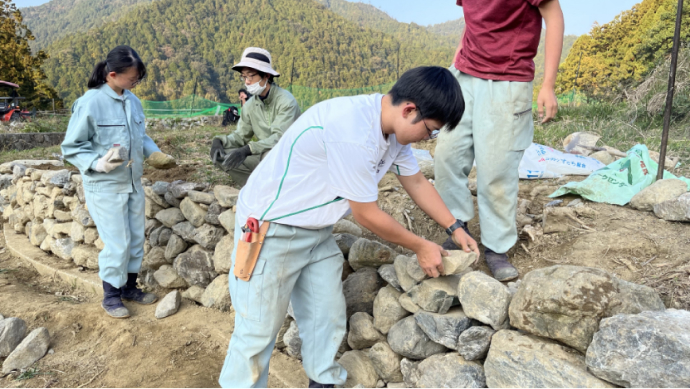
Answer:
[{"left": 218, "top": 66, "right": 477, "bottom": 388}]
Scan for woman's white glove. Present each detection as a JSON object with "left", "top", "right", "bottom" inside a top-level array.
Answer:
[{"left": 95, "top": 148, "right": 125, "bottom": 173}]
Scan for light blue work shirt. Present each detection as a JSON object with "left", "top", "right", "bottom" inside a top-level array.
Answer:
[{"left": 61, "top": 84, "right": 160, "bottom": 193}]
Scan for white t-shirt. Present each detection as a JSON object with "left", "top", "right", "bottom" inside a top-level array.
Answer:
[{"left": 236, "top": 94, "right": 420, "bottom": 229}]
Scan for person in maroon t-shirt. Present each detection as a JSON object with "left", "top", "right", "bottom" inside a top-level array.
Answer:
[{"left": 435, "top": 0, "right": 564, "bottom": 281}]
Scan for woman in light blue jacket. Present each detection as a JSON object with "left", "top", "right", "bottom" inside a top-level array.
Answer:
[{"left": 62, "top": 46, "right": 168, "bottom": 318}]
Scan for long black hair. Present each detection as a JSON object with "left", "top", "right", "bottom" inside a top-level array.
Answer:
[{"left": 87, "top": 45, "right": 147, "bottom": 89}]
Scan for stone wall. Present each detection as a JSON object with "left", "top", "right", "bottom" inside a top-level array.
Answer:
[
  {"left": 0, "top": 133, "right": 65, "bottom": 152},
  {"left": 1, "top": 159, "right": 689, "bottom": 388}
]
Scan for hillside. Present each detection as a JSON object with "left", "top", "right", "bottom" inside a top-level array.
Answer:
[
  {"left": 20, "top": 0, "right": 153, "bottom": 50},
  {"left": 41, "top": 0, "right": 455, "bottom": 104},
  {"left": 556, "top": 0, "right": 689, "bottom": 99},
  {"left": 427, "top": 17, "right": 464, "bottom": 40}
]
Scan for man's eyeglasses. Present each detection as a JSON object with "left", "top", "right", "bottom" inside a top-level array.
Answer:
[
  {"left": 417, "top": 108, "right": 439, "bottom": 139},
  {"left": 240, "top": 73, "right": 259, "bottom": 82}
]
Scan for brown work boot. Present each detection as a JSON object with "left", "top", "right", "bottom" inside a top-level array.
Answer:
[{"left": 484, "top": 249, "right": 518, "bottom": 282}]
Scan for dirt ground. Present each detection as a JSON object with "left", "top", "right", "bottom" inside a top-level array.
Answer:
[{"left": 0, "top": 238, "right": 305, "bottom": 388}]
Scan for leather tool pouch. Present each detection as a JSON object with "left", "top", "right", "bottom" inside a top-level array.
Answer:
[{"left": 233, "top": 221, "right": 270, "bottom": 281}]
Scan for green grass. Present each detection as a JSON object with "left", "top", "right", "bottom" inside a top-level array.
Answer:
[{"left": 14, "top": 367, "right": 54, "bottom": 381}]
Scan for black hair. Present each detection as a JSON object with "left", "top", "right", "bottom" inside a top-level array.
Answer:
[
  {"left": 389, "top": 66, "right": 464, "bottom": 131},
  {"left": 238, "top": 88, "right": 251, "bottom": 98},
  {"left": 87, "top": 45, "right": 147, "bottom": 89}
]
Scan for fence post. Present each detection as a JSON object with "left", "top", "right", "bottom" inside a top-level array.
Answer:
[{"left": 51, "top": 99, "right": 55, "bottom": 115}]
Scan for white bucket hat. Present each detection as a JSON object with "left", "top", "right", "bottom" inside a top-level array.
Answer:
[{"left": 232, "top": 47, "right": 280, "bottom": 77}]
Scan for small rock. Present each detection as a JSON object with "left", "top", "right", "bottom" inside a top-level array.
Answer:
[
  {"left": 0, "top": 318, "right": 27, "bottom": 357},
  {"left": 411, "top": 352, "right": 486, "bottom": 388},
  {"left": 590, "top": 150, "right": 615, "bottom": 165},
  {"left": 83, "top": 228, "right": 98, "bottom": 245},
  {"left": 152, "top": 181, "right": 170, "bottom": 195},
  {"left": 180, "top": 197, "right": 207, "bottom": 227},
  {"left": 155, "top": 208, "right": 186, "bottom": 228},
  {"left": 334, "top": 233, "right": 359, "bottom": 258},
  {"left": 387, "top": 316, "right": 447, "bottom": 360},
  {"left": 165, "top": 234, "right": 188, "bottom": 261},
  {"left": 153, "top": 265, "right": 187, "bottom": 288},
  {"left": 338, "top": 350, "right": 379, "bottom": 388},
  {"left": 50, "top": 237, "right": 75, "bottom": 260},
  {"left": 204, "top": 202, "right": 223, "bottom": 225},
  {"left": 373, "top": 285, "right": 408, "bottom": 335},
  {"left": 144, "top": 186, "right": 170, "bottom": 209},
  {"left": 394, "top": 255, "right": 421, "bottom": 292},
  {"left": 187, "top": 190, "right": 216, "bottom": 205},
  {"left": 407, "top": 275, "right": 461, "bottom": 314},
  {"left": 441, "top": 251, "right": 476, "bottom": 275},
  {"left": 275, "top": 316, "right": 293, "bottom": 349},
  {"left": 378, "top": 264, "right": 402, "bottom": 292},
  {"left": 218, "top": 209, "right": 236, "bottom": 235},
  {"left": 213, "top": 185, "right": 240, "bottom": 207},
  {"left": 143, "top": 247, "right": 168, "bottom": 270},
  {"left": 29, "top": 223, "right": 47, "bottom": 247},
  {"left": 145, "top": 218, "right": 162, "bottom": 235},
  {"left": 414, "top": 307, "right": 471, "bottom": 350},
  {"left": 348, "top": 312, "right": 385, "bottom": 350},
  {"left": 94, "top": 237, "right": 105, "bottom": 250},
  {"left": 333, "top": 219, "right": 363, "bottom": 237},
  {"left": 405, "top": 255, "right": 427, "bottom": 284},
  {"left": 181, "top": 285, "right": 205, "bottom": 304},
  {"left": 283, "top": 321, "right": 302, "bottom": 360},
  {"left": 1, "top": 327, "right": 50, "bottom": 374},
  {"left": 170, "top": 181, "right": 206, "bottom": 199},
  {"left": 192, "top": 224, "right": 224, "bottom": 249},
  {"left": 400, "top": 358, "right": 421, "bottom": 388},
  {"left": 71, "top": 207, "right": 95, "bottom": 227},
  {"left": 348, "top": 238, "right": 396, "bottom": 271},
  {"left": 585, "top": 309, "right": 690, "bottom": 388},
  {"left": 155, "top": 290, "right": 181, "bottom": 319},
  {"left": 457, "top": 271, "right": 511, "bottom": 330},
  {"left": 72, "top": 245, "right": 100, "bottom": 269},
  {"left": 50, "top": 221, "right": 72, "bottom": 238},
  {"left": 146, "top": 152, "right": 176, "bottom": 169},
  {"left": 70, "top": 221, "right": 85, "bottom": 243},
  {"left": 200, "top": 274, "right": 232, "bottom": 312},
  {"left": 630, "top": 179, "right": 687, "bottom": 212},
  {"left": 40, "top": 235, "right": 55, "bottom": 252},
  {"left": 485, "top": 330, "right": 614, "bottom": 388},
  {"left": 158, "top": 228, "right": 172, "bottom": 247},
  {"left": 213, "top": 235, "right": 234, "bottom": 274},
  {"left": 173, "top": 221, "right": 197, "bottom": 242},
  {"left": 343, "top": 267, "right": 384, "bottom": 319},
  {"left": 164, "top": 191, "right": 181, "bottom": 207},
  {"left": 653, "top": 192, "right": 690, "bottom": 221},
  {"left": 369, "top": 342, "right": 403, "bottom": 383},
  {"left": 173, "top": 245, "right": 218, "bottom": 287},
  {"left": 457, "top": 326, "right": 495, "bottom": 361},
  {"left": 398, "top": 293, "right": 421, "bottom": 314}
]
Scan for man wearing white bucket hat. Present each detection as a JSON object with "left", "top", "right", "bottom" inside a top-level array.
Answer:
[{"left": 211, "top": 47, "right": 301, "bottom": 186}]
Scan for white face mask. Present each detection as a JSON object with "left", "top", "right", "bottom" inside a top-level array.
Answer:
[{"left": 246, "top": 78, "right": 267, "bottom": 96}]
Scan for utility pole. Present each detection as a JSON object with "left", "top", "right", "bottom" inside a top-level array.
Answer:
[
  {"left": 656, "top": 0, "right": 684, "bottom": 180},
  {"left": 189, "top": 78, "right": 198, "bottom": 118}
]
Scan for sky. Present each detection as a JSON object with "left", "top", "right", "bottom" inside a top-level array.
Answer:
[{"left": 14, "top": 0, "right": 643, "bottom": 36}]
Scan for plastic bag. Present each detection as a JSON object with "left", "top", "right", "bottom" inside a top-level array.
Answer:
[
  {"left": 519, "top": 143, "right": 606, "bottom": 179},
  {"left": 549, "top": 144, "right": 690, "bottom": 205}
]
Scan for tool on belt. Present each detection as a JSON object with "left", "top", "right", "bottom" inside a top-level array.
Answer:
[{"left": 233, "top": 217, "right": 270, "bottom": 281}]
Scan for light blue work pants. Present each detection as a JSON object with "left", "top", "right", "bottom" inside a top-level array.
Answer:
[
  {"left": 219, "top": 219, "right": 347, "bottom": 388},
  {"left": 84, "top": 188, "right": 146, "bottom": 288},
  {"left": 435, "top": 66, "right": 534, "bottom": 254}
]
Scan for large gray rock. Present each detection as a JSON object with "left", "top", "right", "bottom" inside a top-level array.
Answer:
[
  {"left": 155, "top": 290, "right": 181, "bottom": 319},
  {"left": 653, "top": 192, "right": 690, "bottom": 221},
  {"left": 44, "top": 169, "right": 71, "bottom": 187},
  {"left": 164, "top": 191, "right": 181, "bottom": 207},
  {"left": 144, "top": 186, "right": 170, "bottom": 209},
  {"left": 218, "top": 209, "right": 236, "bottom": 235},
  {"left": 335, "top": 233, "right": 359, "bottom": 258},
  {"left": 153, "top": 265, "right": 187, "bottom": 289},
  {"left": 338, "top": 350, "right": 379, "bottom": 388},
  {"left": 187, "top": 190, "right": 216, "bottom": 205},
  {"left": 630, "top": 179, "right": 687, "bottom": 212},
  {"left": 151, "top": 181, "right": 170, "bottom": 195},
  {"left": 149, "top": 226, "right": 166, "bottom": 247},
  {"left": 50, "top": 237, "right": 75, "bottom": 260},
  {"left": 72, "top": 245, "right": 100, "bottom": 269},
  {"left": 457, "top": 326, "right": 495, "bottom": 361},
  {"left": 348, "top": 312, "right": 385, "bottom": 350},
  {"left": 509, "top": 265, "right": 665, "bottom": 352},
  {"left": 172, "top": 221, "right": 196, "bottom": 242},
  {"left": 405, "top": 352, "right": 486, "bottom": 388},
  {"left": 155, "top": 208, "right": 186, "bottom": 228},
  {"left": 407, "top": 275, "right": 461, "bottom": 314},
  {"left": 213, "top": 185, "right": 240, "bottom": 207},
  {"left": 394, "top": 255, "right": 422, "bottom": 292},
  {"left": 181, "top": 285, "right": 205, "bottom": 304},
  {"left": 457, "top": 271, "right": 511, "bottom": 330},
  {"left": 158, "top": 227, "right": 172, "bottom": 247},
  {"left": 369, "top": 342, "right": 403, "bottom": 383},
  {"left": 586, "top": 309, "right": 690, "bottom": 388},
  {"left": 333, "top": 219, "right": 363, "bottom": 237},
  {"left": 343, "top": 267, "right": 384, "bottom": 319},
  {"left": 165, "top": 234, "right": 188, "bottom": 261},
  {"left": 200, "top": 274, "right": 232, "bottom": 312},
  {"left": 283, "top": 321, "right": 302, "bottom": 360},
  {"left": 213, "top": 235, "right": 234, "bottom": 274},
  {"left": 192, "top": 223, "right": 224, "bottom": 249},
  {"left": 170, "top": 181, "right": 206, "bottom": 199},
  {"left": 373, "top": 286, "right": 408, "bottom": 335},
  {"left": 204, "top": 202, "right": 223, "bottom": 225},
  {"left": 387, "top": 316, "right": 447, "bottom": 360},
  {"left": 180, "top": 197, "right": 207, "bottom": 227},
  {"left": 0, "top": 318, "right": 27, "bottom": 357},
  {"left": 1, "top": 327, "right": 50, "bottom": 374},
  {"left": 143, "top": 246, "right": 168, "bottom": 270},
  {"left": 485, "top": 330, "right": 614, "bottom": 388},
  {"left": 414, "top": 307, "right": 471, "bottom": 350},
  {"left": 348, "top": 238, "right": 396, "bottom": 271},
  {"left": 173, "top": 245, "right": 218, "bottom": 287},
  {"left": 377, "top": 264, "right": 402, "bottom": 292}
]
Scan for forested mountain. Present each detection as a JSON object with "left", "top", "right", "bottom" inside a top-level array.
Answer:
[
  {"left": 41, "top": 0, "right": 455, "bottom": 104},
  {"left": 20, "top": 0, "right": 153, "bottom": 50},
  {"left": 427, "top": 18, "right": 464, "bottom": 40},
  {"left": 556, "top": 0, "right": 690, "bottom": 99}
]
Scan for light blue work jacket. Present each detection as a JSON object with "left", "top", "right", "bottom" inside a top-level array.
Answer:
[{"left": 61, "top": 84, "right": 160, "bottom": 193}]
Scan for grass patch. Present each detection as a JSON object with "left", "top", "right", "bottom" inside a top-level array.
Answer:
[{"left": 14, "top": 367, "right": 54, "bottom": 381}]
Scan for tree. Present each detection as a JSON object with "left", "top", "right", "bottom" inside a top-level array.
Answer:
[{"left": 0, "top": 0, "right": 60, "bottom": 108}]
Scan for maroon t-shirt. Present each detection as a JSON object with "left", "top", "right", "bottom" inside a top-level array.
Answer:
[{"left": 454, "top": 0, "right": 547, "bottom": 82}]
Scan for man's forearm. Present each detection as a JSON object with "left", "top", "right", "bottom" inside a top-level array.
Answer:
[{"left": 540, "top": 0, "right": 565, "bottom": 88}]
